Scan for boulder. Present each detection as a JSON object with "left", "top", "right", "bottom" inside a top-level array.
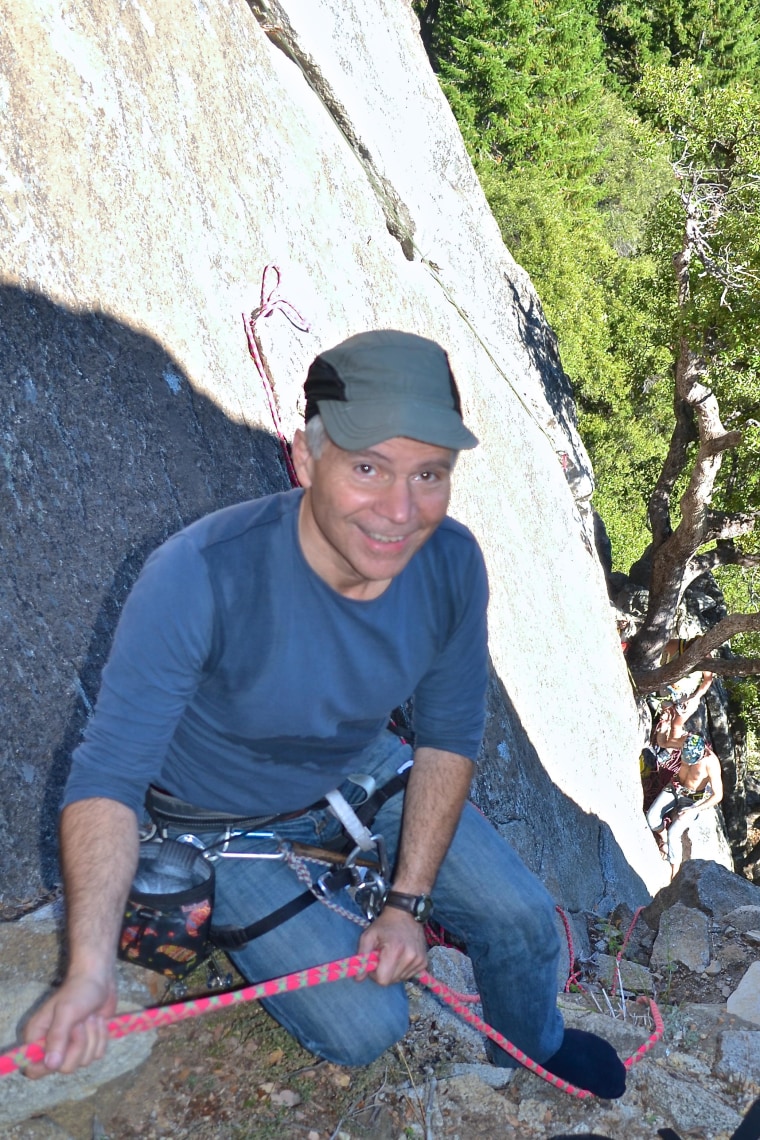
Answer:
[
  {"left": 728, "top": 962, "right": 760, "bottom": 1027},
  {"left": 650, "top": 903, "right": 711, "bottom": 974},
  {"left": 643, "top": 860, "right": 760, "bottom": 928},
  {"left": 0, "top": 909, "right": 155, "bottom": 1127}
]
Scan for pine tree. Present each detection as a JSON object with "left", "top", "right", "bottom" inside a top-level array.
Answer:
[
  {"left": 598, "top": 0, "right": 760, "bottom": 92},
  {"left": 417, "top": 0, "right": 611, "bottom": 185}
]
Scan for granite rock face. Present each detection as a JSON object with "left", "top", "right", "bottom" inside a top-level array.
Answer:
[{"left": 0, "top": 0, "right": 657, "bottom": 910}]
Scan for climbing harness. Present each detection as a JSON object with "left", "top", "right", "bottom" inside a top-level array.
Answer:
[{"left": 121, "top": 767, "right": 409, "bottom": 978}]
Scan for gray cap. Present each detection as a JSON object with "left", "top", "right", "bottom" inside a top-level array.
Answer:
[{"left": 303, "top": 329, "right": 478, "bottom": 450}]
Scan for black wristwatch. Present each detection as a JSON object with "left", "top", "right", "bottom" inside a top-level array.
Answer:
[{"left": 383, "top": 889, "right": 434, "bottom": 923}]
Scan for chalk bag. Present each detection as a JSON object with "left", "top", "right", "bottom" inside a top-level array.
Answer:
[{"left": 118, "top": 838, "right": 215, "bottom": 980}]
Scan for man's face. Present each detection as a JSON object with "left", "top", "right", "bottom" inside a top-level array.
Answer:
[{"left": 292, "top": 431, "right": 454, "bottom": 599}]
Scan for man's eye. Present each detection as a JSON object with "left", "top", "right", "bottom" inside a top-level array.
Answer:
[
  {"left": 356, "top": 464, "right": 375, "bottom": 475},
  {"left": 417, "top": 471, "right": 439, "bottom": 482}
]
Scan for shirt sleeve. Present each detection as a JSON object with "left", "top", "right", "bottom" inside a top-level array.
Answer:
[
  {"left": 62, "top": 533, "right": 215, "bottom": 815},
  {"left": 411, "top": 536, "right": 489, "bottom": 761}
]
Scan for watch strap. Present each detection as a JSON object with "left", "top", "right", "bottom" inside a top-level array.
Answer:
[{"left": 383, "top": 890, "right": 433, "bottom": 922}]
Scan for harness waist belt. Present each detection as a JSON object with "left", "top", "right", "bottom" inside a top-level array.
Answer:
[{"left": 145, "top": 786, "right": 328, "bottom": 832}]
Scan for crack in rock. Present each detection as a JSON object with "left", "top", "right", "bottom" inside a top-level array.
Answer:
[{"left": 247, "top": 0, "right": 416, "bottom": 259}]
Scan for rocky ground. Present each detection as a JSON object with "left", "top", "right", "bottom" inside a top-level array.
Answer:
[{"left": 4, "top": 860, "right": 760, "bottom": 1140}]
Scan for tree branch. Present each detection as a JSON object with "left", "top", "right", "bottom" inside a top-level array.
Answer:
[
  {"left": 684, "top": 546, "right": 760, "bottom": 589},
  {"left": 702, "top": 510, "right": 758, "bottom": 544},
  {"left": 629, "top": 611, "right": 760, "bottom": 691},
  {"left": 647, "top": 395, "right": 695, "bottom": 550}
]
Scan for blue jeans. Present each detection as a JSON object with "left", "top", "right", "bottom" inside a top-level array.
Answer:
[{"left": 181, "top": 731, "right": 564, "bottom": 1067}]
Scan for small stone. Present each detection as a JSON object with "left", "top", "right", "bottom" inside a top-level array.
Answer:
[
  {"left": 270, "top": 1089, "right": 301, "bottom": 1107},
  {"left": 727, "top": 961, "right": 760, "bottom": 1025},
  {"left": 722, "top": 985, "right": 733, "bottom": 998},
  {"left": 744, "top": 930, "right": 760, "bottom": 944},
  {"left": 703, "top": 960, "right": 722, "bottom": 975}
]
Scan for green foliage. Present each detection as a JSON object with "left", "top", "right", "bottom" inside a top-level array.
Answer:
[
  {"left": 597, "top": 0, "right": 760, "bottom": 93},
  {"left": 418, "top": 0, "right": 760, "bottom": 730},
  {"left": 423, "top": 0, "right": 612, "bottom": 188},
  {"left": 637, "top": 66, "right": 760, "bottom": 520}
]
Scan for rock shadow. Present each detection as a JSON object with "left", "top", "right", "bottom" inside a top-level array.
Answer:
[{"left": 0, "top": 282, "right": 289, "bottom": 905}]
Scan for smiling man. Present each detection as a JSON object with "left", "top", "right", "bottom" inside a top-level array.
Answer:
[{"left": 25, "top": 330, "right": 625, "bottom": 1099}]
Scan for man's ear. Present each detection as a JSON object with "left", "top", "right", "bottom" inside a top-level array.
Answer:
[{"left": 291, "top": 429, "right": 314, "bottom": 488}]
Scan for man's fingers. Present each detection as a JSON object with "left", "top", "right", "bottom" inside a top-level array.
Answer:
[
  {"left": 58, "top": 1016, "right": 107, "bottom": 1074},
  {"left": 21, "top": 974, "right": 117, "bottom": 1079},
  {"left": 357, "top": 916, "right": 428, "bottom": 986}
]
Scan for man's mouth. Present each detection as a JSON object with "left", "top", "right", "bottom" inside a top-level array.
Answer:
[{"left": 365, "top": 531, "right": 409, "bottom": 544}]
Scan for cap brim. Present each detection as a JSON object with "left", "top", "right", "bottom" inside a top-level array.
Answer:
[{"left": 319, "top": 398, "right": 478, "bottom": 451}]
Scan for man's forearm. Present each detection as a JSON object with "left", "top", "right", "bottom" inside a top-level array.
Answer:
[
  {"left": 60, "top": 798, "right": 140, "bottom": 976},
  {"left": 391, "top": 747, "right": 475, "bottom": 894}
]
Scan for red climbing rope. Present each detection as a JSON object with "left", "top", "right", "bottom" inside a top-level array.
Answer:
[
  {"left": 555, "top": 904, "right": 586, "bottom": 994},
  {"left": 243, "top": 264, "right": 310, "bottom": 489},
  {"left": 610, "top": 905, "right": 646, "bottom": 998},
  {"left": 1, "top": 951, "right": 664, "bottom": 1099}
]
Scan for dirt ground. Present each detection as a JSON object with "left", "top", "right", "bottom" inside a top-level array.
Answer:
[
  {"left": 7, "top": 905, "right": 758, "bottom": 1139},
  {"left": 2, "top": 941, "right": 693, "bottom": 1140}
]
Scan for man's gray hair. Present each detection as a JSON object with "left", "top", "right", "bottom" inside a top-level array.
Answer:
[{"left": 304, "top": 414, "right": 329, "bottom": 459}]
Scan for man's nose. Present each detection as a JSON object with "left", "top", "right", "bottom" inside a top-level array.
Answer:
[{"left": 377, "top": 478, "right": 412, "bottom": 522}]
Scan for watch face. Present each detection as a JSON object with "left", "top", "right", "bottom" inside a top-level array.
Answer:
[{"left": 413, "top": 895, "right": 434, "bottom": 922}]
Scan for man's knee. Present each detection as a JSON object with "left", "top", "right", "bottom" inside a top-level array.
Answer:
[
  {"left": 480, "top": 886, "right": 560, "bottom": 963},
  {"left": 264, "top": 983, "right": 409, "bottom": 1068}
]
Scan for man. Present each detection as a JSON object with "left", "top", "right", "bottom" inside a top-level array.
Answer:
[
  {"left": 25, "top": 330, "right": 625, "bottom": 1098},
  {"left": 646, "top": 726, "right": 723, "bottom": 871}
]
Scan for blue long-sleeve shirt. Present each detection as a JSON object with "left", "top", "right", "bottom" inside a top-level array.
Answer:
[{"left": 64, "top": 489, "right": 489, "bottom": 817}]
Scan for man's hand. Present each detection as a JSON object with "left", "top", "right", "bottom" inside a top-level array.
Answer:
[
  {"left": 22, "top": 797, "right": 139, "bottom": 1078},
  {"left": 22, "top": 970, "right": 118, "bottom": 1078},
  {"left": 357, "top": 907, "right": 428, "bottom": 985}
]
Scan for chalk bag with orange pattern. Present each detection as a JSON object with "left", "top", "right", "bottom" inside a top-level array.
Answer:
[{"left": 118, "top": 838, "right": 215, "bottom": 979}]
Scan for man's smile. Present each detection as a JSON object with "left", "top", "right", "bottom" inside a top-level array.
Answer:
[{"left": 363, "top": 529, "right": 411, "bottom": 544}]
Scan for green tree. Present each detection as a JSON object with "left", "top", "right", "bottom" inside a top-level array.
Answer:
[
  {"left": 597, "top": 0, "right": 760, "bottom": 92},
  {"left": 416, "top": 0, "right": 611, "bottom": 187},
  {"left": 623, "top": 66, "right": 760, "bottom": 688}
]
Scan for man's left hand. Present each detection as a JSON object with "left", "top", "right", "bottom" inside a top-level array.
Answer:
[{"left": 356, "top": 907, "right": 428, "bottom": 985}]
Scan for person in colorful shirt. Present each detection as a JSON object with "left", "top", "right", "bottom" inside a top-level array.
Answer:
[{"left": 646, "top": 671, "right": 723, "bottom": 870}]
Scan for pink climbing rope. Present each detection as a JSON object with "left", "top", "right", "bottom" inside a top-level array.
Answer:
[
  {"left": 0, "top": 954, "right": 374, "bottom": 1078},
  {"left": 1, "top": 951, "right": 664, "bottom": 1099},
  {"left": 243, "top": 264, "right": 310, "bottom": 489},
  {"left": 624, "top": 996, "right": 664, "bottom": 1070}
]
